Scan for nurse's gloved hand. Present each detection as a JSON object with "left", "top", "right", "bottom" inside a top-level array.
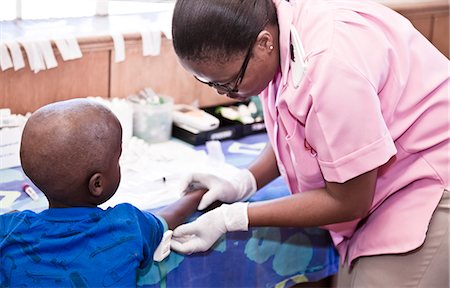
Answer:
[
  {"left": 170, "top": 202, "right": 249, "bottom": 254},
  {"left": 180, "top": 169, "right": 257, "bottom": 210}
]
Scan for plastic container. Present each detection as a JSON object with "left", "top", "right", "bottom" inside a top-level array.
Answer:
[{"left": 131, "top": 96, "right": 173, "bottom": 143}]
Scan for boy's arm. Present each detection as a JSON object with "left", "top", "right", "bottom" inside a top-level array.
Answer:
[{"left": 156, "top": 188, "right": 208, "bottom": 230}]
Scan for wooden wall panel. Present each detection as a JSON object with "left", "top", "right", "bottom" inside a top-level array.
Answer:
[
  {"left": 407, "top": 14, "right": 433, "bottom": 40},
  {"left": 377, "top": 0, "right": 448, "bottom": 12},
  {"left": 432, "top": 13, "right": 450, "bottom": 57},
  {"left": 376, "top": 0, "right": 449, "bottom": 58},
  {"left": 0, "top": 50, "right": 110, "bottom": 115},
  {"left": 109, "top": 36, "right": 233, "bottom": 107}
]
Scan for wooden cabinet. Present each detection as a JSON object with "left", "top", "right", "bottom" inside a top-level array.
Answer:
[
  {"left": 0, "top": 33, "right": 231, "bottom": 115},
  {"left": 432, "top": 13, "right": 449, "bottom": 56},
  {"left": 1, "top": 0, "right": 448, "bottom": 115},
  {"left": 109, "top": 35, "right": 231, "bottom": 107},
  {"left": 375, "top": 0, "right": 449, "bottom": 57},
  {"left": 0, "top": 48, "right": 110, "bottom": 114}
]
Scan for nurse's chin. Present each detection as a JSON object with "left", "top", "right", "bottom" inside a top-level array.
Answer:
[{"left": 226, "top": 93, "right": 252, "bottom": 102}]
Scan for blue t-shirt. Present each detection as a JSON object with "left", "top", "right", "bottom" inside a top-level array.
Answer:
[{"left": 0, "top": 203, "right": 165, "bottom": 287}]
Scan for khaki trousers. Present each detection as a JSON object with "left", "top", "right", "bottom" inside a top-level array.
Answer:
[{"left": 337, "top": 190, "right": 449, "bottom": 288}]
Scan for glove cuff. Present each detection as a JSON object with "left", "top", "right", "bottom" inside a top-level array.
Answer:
[
  {"left": 221, "top": 202, "right": 249, "bottom": 232},
  {"left": 239, "top": 169, "right": 257, "bottom": 201}
]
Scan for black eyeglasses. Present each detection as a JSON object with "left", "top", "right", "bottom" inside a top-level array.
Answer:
[{"left": 194, "top": 43, "right": 253, "bottom": 94}]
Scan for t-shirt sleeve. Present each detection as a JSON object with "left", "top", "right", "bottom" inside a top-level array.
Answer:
[
  {"left": 154, "top": 215, "right": 168, "bottom": 232},
  {"left": 304, "top": 53, "right": 397, "bottom": 183},
  {"left": 134, "top": 209, "right": 165, "bottom": 268}
]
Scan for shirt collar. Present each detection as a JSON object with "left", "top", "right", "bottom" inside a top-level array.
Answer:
[
  {"left": 273, "top": 0, "right": 294, "bottom": 87},
  {"left": 40, "top": 206, "right": 104, "bottom": 221}
]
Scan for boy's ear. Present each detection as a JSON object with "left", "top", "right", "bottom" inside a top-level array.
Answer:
[{"left": 89, "top": 173, "right": 104, "bottom": 197}]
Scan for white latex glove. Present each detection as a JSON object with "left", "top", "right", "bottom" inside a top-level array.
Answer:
[
  {"left": 170, "top": 202, "right": 249, "bottom": 254},
  {"left": 180, "top": 169, "right": 257, "bottom": 210}
]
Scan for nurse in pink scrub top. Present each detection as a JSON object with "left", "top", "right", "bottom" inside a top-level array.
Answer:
[{"left": 169, "top": 0, "right": 449, "bottom": 286}]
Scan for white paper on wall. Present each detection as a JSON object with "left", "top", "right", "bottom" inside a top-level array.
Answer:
[
  {"left": 21, "top": 41, "right": 46, "bottom": 73},
  {"left": 141, "top": 29, "right": 161, "bottom": 56},
  {"left": 0, "top": 43, "right": 13, "bottom": 71},
  {"left": 111, "top": 33, "right": 126, "bottom": 62},
  {"left": 66, "top": 38, "right": 82, "bottom": 59},
  {"left": 37, "top": 40, "right": 58, "bottom": 69},
  {"left": 4, "top": 41, "right": 25, "bottom": 71},
  {"left": 54, "top": 38, "right": 82, "bottom": 61},
  {"left": 54, "top": 38, "right": 72, "bottom": 60}
]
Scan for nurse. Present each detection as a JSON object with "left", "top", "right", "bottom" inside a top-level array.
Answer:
[{"left": 170, "top": 0, "right": 449, "bottom": 286}]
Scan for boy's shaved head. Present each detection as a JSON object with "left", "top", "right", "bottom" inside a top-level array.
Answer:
[{"left": 20, "top": 98, "right": 122, "bottom": 206}]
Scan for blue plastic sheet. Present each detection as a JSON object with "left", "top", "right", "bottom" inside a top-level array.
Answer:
[{"left": 139, "top": 133, "right": 339, "bottom": 287}]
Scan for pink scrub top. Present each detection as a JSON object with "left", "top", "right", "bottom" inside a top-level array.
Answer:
[{"left": 261, "top": 0, "right": 449, "bottom": 264}]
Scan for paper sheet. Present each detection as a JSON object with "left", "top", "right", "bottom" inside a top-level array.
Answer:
[
  {"left": 111, "top": 33, "right": 125, "bottom": 62},
  {"left": 5, "top": 41, "right": 25, "bottom": 71},
  {"left": 54, "top": 38, "right": 82, "bottom": 61},
  {"left": 0, "top": 43, "right": 13, "bottom": 71},
  {"left": 100, "top": 137, "right": 241, "bottom": 210},
  {"left": 37, "top": 40, "right": 58, "bottom": 69},
  {"left": 21, "top": 40, "right": 46, "bottom": 73},
  {"left": 141, "top": 29, "right": 161, "bottom": 56}
]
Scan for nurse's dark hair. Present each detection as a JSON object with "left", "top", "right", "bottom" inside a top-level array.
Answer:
[{"left": 172, "top": 0, "right": 277, "bottom": 63}]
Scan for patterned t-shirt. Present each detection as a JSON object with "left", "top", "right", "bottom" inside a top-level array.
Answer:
[{"left": 1, "top": 203, "right": 165, "bottom": 287}]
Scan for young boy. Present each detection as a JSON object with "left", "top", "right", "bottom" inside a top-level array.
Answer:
[{"left": 0, "top": 98, "right": 206, "bottom": 286}]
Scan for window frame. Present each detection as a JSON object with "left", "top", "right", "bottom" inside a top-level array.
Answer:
[{"left": 4, "top": 0, "right": 175, "bottom": 21}]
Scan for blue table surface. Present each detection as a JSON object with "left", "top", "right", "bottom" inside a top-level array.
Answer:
[{"left": 0, "top": 133, "right": 339, "bottom": 288}]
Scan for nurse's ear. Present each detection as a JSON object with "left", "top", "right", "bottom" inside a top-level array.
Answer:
[
  {"left": 255, "top": 25, "right": 278, "bottom": 59},
  {"left": 256, "top": 30, "right": 274, "bottom": 53}
]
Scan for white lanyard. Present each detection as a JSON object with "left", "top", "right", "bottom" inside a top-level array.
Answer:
[{"left": 290, "top": 25, "right": 308, "bottom": 88}]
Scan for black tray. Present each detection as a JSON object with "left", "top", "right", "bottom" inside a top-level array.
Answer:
[{"left": 171, "top": 102, "right": 265, "bottom": 146}]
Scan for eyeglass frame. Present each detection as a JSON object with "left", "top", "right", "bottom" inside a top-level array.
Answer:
[{"left": 194, "top": 43, "right": 254, "bottom": 94}]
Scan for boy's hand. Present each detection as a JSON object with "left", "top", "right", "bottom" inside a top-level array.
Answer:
[
  {"left": 182, "top": 181, "right": 208, "bottom": 194},
  {"left": 178, "top": 169, "right": 257, "bottom": 210}
]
